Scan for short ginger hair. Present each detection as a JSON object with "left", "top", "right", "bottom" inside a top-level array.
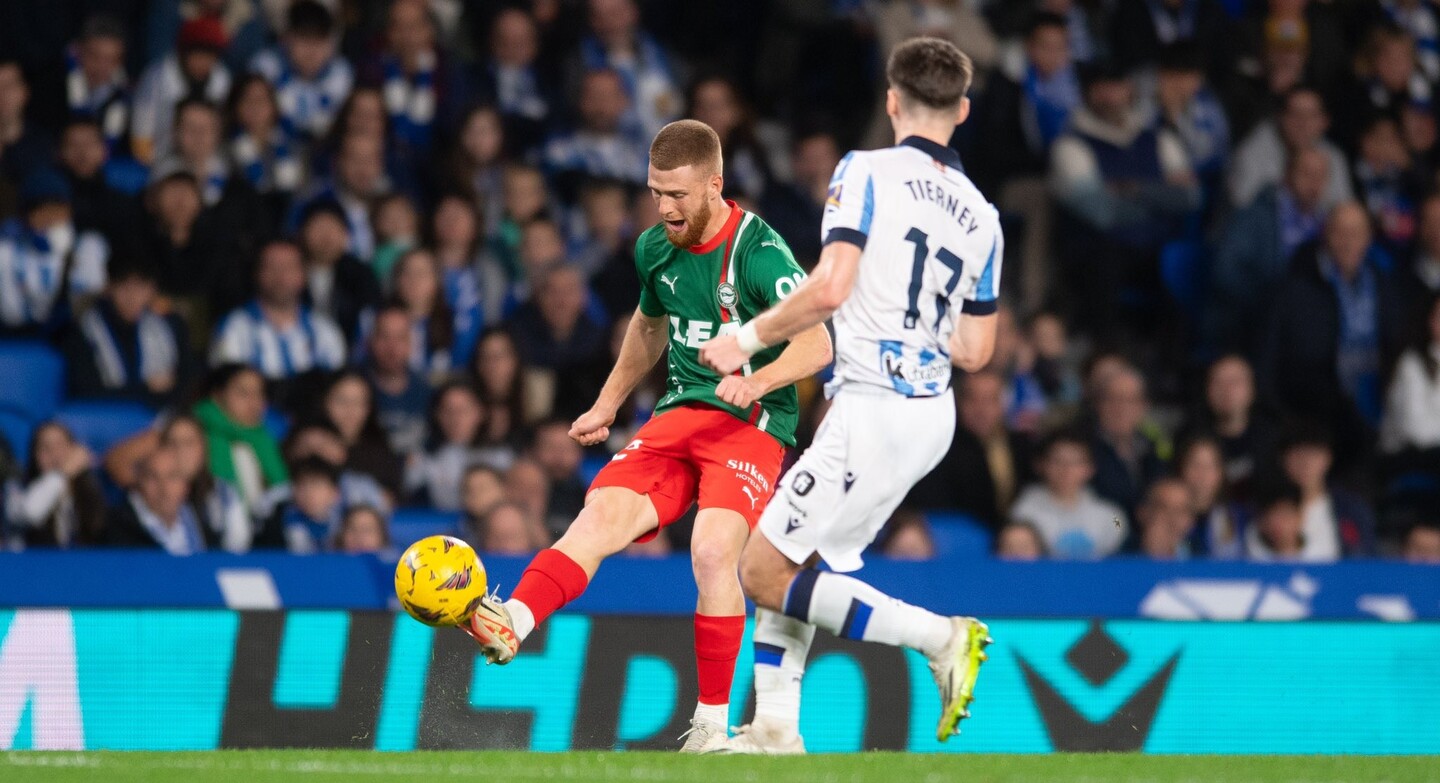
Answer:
[{"left": 649, "top": 119, "right": 723, "bottom": 175}]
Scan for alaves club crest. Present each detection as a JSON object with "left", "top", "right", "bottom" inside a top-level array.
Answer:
[{"left": 716, "top": 282, "right": 738, "bottom": 309}]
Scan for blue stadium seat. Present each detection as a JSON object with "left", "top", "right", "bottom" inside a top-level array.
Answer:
[
  {"left": 265, "top": 409, "right": 291, "bottom": 443},
  {"left": 924, "top": 512, "right": 992, "bottom": 559},
  {"left": 390, "top": 507, "right": 463, "bottom": 548},
  {"left": 580, "top": 453, "right": 611, "bottom": 485},
  {"left": 0, "top": 341, "right": 64, "bottom": 422},
  {"left": 0, "top": 407, "right": 33, "bottom": 467},
  {"left": 54, "top": 401, "right": 158, "bottom": 456}
]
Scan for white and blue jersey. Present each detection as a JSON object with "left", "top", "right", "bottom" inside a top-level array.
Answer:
[
  {"left": 210, "top": 301, "right": 347, "bottom": 380},
  {"left": 821, "top": 135, "right": 1003, "bottom": 398}
]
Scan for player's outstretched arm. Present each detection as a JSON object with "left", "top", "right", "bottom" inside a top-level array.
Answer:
[
  {"left": 570, "top": 308, "right": 669, "bottom": 446},
  {"left": 700, "top": 242, "right": 861, "bottom": 375},
  {"left": 714, "top": 323, "right": 832, "bottom": 409},
  {"left": 948, "top": 312, "right": 998, "bottom": 372}
]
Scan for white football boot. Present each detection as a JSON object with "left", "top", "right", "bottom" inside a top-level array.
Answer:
[
  {"left": 719, "top": 718, "right": 806, "bottom": 755},
  {"left": 677, "top": 719, "right": 729, "bottom": 753},
  {"left": 929, "top": 616, "right": 992, "bottom": 742}
]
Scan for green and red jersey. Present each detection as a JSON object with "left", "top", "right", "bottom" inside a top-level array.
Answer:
[{"left": 635, "top": 201, "right": 808, "bottom": 446}]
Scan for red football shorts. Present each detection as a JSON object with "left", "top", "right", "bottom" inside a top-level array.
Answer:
[{"left": 589, "top": 404, "right": 785, "bottom": 540}]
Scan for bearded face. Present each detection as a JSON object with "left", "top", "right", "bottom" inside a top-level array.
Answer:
[
  {"left": 648, "top": 163, "right": 720, "bottom": 249},
  {"left": 662, "top": 194, "right": 711, "bottom": 248}
]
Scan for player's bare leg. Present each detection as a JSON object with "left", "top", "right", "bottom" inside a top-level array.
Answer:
[
  {"left": 679, "top": 508, "right": 750, "bottom": 753},
  {"left": 739, "top": 533, "right": 991, "bottom": 743},
  {"left": 465, "top": 487, "right": 657, "bottom": 664}
]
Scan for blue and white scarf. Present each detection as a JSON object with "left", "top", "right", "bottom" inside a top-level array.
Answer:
[
  {"left": 66, "top": 47, "right": 129, "bottom": 148},
  {"left": 281, "top": 501, "right": 344, "bottom": 555},
  {"left": 382, "top": 52, "right": 437, "bottom": 150},
  {"left": 131, "top": 493, "right": 205, "bottom": 555},
  {"left": 79, "top": 306, "right": 178, "bottom": 389},
  {"left": 230, "top": 129, "right": 302, "bottom": 193},
  {"left": 1322, "top": 254, "right": 1382, "bottom": 425},
  {"left": 1383, "top": 0, "right": 1440, "bottom": 82},
  {"left": 254, "top": 48, "right": 352, "bottom": 140},
  {"left": 1023, "top": 64, "right": 1080, "bottom": 150}
]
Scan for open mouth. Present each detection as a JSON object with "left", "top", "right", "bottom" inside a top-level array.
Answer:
[{"left": 664, "top": 218, "right": 687, "bottom": 233}]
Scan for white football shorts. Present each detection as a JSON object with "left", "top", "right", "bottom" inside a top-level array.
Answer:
[{"left": 758, "top": 389, "right": 954, "bottom": 572}]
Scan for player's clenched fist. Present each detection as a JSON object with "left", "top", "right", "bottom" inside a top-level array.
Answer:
[
  {"left": 715, "top": 374, "right": 766, "bottom": 409},
  {"left": 699, "top": 334, "right": 748, "bottom": 375},
  {"left": 569, "top": 406, "right": 616, "bottom": 446}
]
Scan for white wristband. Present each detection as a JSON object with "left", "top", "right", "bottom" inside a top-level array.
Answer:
[{"left": 736, "top": 321, "right": 769, "bottom": 355}]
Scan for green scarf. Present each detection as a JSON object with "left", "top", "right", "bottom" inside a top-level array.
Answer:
[{"left": 193, "top": 399, "right": 289, "bottom": 489}]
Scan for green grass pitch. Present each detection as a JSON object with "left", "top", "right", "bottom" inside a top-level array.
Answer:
[{"left": 3, "top": 751, "right": 1438, "bottom": 783}]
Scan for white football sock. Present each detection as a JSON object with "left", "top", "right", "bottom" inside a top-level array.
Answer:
[
  {"left": 693, "top": 701, "right": 728, "bottom": 728},
  {"left": 751, "top": 608, "right": 813, "bottom": 733},
  {"left": 784, "top": 570, "right": 951, "bottom": 657},
  {"left": 504, "top": 599, "right": 536, "bottom": 642}
]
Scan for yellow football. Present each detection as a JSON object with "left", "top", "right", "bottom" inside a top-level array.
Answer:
[{"left": 394, "top": 535, "right": 488, "bottom": 627}]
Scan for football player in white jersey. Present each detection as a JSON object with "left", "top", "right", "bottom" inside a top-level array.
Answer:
[{"left": 700, "top": 37, "right": 1001, "bottom": 753}]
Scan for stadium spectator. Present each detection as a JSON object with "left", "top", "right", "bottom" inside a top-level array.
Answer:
[
  {"left": 406, "top": 382, "right": 501, "bottom": 510},
  {"left": 479, "top": 9, "right": 551, "bottom": 151},
  {"left": 262, "top": 455, "right": 345, "bottom": 554},
  {"left": 1050, "top": 61, "right": 1199, "bottom": 341},
  {"left": 877, "top": 509, "right": 937, "bottom": 561},
  {"left": 195, "top": 363, "right": 287, "bottom": 516},
  {"left": 311, "top": 367, "right": 402, "bottom": 501},
  {"left": 1229, "top": 86, "right": 1352, "bottom": 210},
  {"left": 428, "top": 195, "right": 489, "bottom": 336},
  {"left": 3, "top": 422, "right": 105, "bottom": 550},
  {"left": 211, "top": 239, "right": 348, "bottom": 384},
  {"left": 226, "top": 75, "right": 304, "bottom": 222},
  {"left": 1088, "top": 364, "right": 1166, "bottom": 518},
  {"left": 361, "top": 0, "right": 468, "bottom": 157},
  {"left": 759, "top": 131, "right": 840, "bottom": 269},
  {"left": 1010, "top": 430, "right": 1129, "bottom": 559},
  {"left": 295, "top": 130, "right": 392, "bottom": 259},
  {"left": 471, "top": 327, "right": 532, "bottom": 454},
  {"left": 0, "top": 60, "right": 57, "bottom": 198},
  {"left": 1135, "top": 477, "right": 1194, "bottom": 559},
  {"left": 1245, "top": 480, "right": 1307, "bottom": 561},
  {"left": 1351, "top": 116, "right": 1423, "bottom": 252},
  {"left": 575, "top": 0, "right": 681, "bottom": 140},
  {"left": 1381, "top": 293, "right": 1440, "bottom": 457},
  {"left": 1210, "top": 146, "right": 1331, "bottom": 353},
  {"left": 1178, "top": 354, "right": 1275, "bottom": 495},
  {"left": 687, "top": 77, "right": 771, "bottom": 202},
  {"left": 503, "top": 457, "right": 551, "bottom": 533},
  {"left": 1259, "top": 202, "right": 1407, "bottom": 455},
  {"left": 298, "top": 198, "right": 380, "bottom": 341},
  {"left": 248, "top": 0, "right": 353, "bottom": 143},
  {"left": 526, "top": 419, "right": 586, "bottom": 537},
  {"left": 490, "top": 163, "right": 552, "bottom": 273},
  {"left": 990, "top": 306, "right": 1049, "bottom": 433},
  {"left": 106, "top": 448, "right": 207, "bottom": 554},
  {"left": 159, "top": 413, "right": 251, "bottom": 554},
  {"left": 130, "top": 17, "right": 232, "bottom": 165},
  {"left": 907, "top": 370, "right": 1033, "bottom": 529},
  {"left": 1406, "top": 194, "right": 1440, "bottom": 305},
  {"left": 161, "top": 99, "right": 251, "bottom": 214},
  {"left": 1175, "top": 435, "right": 1247, "bottom": 559},
  {"left": 140, "top": 169, "right": 247, "bottom": 322},
  {"left": 1329, "top": 25, "right": 1432, "bottom": 151},
  {"left": 476, "top": 500, "right": 547, "bottom": 555},
  {"left": 994, "top": 521, "right": 1047, "bottom": 561},
  {"left": 0, "top": 166, "right": 109, "bottom": 338},
  {"left": 444, "top": 106, "right": 508, "bottom": 238},
  {"left": 570, "top": 178, "right": 633, "bottom": 280},
  {"left": 61, "top": 258, "right": 189, "bottom": 407},
  {"left": 1026, "top": 312, "right": 1083, "bottom": 410},
  {"left": 1277, "top": 426, "right": 1377, "bottom": 559},
  {"left": 1149, "top": 41, "right": 1230, "bottom": 192},
  {"left": 58, "top": 119, "right": 140, "bottom": 242},
  {"left": 507, "top": 264, "right": 606, "bottom": 418},
  {"left": 458, "top": 464, "right": 506, "bottom": 543},
  {"left": 370, "top": 192, "right": 421, "bottom": 285},
  {"left": 1402, "top": 521, "right": 1440, "bottom": 563},
  {"left": 65, "top": 15, "right": 130, "bottom": 150},
  {"left": 370, "top": 249, "right": 472, "bottom": 379},
  {"left": 278, "top": 419, "right": 392, "bottom": 515},
  {"left": 334, "top": 504, "right": 392, "bottom": 555},
  {"left": 543, "top": 69, "right": 648, "bottom": 187}
]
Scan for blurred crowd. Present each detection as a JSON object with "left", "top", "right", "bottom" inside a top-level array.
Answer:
[{"left": 0, "top": 0, "right": 1438, "bottom": 564}]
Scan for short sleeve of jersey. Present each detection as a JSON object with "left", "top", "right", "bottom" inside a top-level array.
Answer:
[
  {"left": 635, "top": 234, "right": 666, "bottom": 317},
  {"left": 959, "top": 214, "right": 1004, "bottom": 316},
  {"left": 743, "top": 232, "right": 807, "bottom": 307},
  {"left": 820, "top": 151, "right": 876, "bottom": 250}
]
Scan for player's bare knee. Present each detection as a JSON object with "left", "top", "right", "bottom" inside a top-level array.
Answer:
[
  {"left": 738, "top": 548, "right": 784, "bottom": 609},
  {"left": 690, "top": 542, "right": 738, "bottom": 587}
]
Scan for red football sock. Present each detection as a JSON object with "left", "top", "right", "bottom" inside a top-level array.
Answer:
[
  {"left": 694, "top": 614, "right": 746, "bottom": 705},
  {"left": 510, "top": 549, "right": 590, "bottom": 628}
]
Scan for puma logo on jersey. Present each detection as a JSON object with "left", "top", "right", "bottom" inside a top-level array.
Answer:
[
  {"left": 759, "top": 240, "right": 782, "bottom": 249},
  {"left": 659, "top": 274, "right": 679, "bottom": 294},
  {"left": 740, "top": 485, "right": 760, "bottom": 509}
]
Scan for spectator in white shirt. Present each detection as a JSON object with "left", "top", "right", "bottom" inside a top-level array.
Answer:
[
  {"left": 1010, "top": 430, "right": 1129, "bottom": 559},
  {"left": 3, "top": 421, "right": 105, "bottom": 550},
  {"left": 1381, "top": 294, "right": 1440, "bottom": 453}
]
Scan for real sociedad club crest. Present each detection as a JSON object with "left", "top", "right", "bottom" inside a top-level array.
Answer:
[{"left": 716, "top": 282, "right": 738, "bottom": 309}]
